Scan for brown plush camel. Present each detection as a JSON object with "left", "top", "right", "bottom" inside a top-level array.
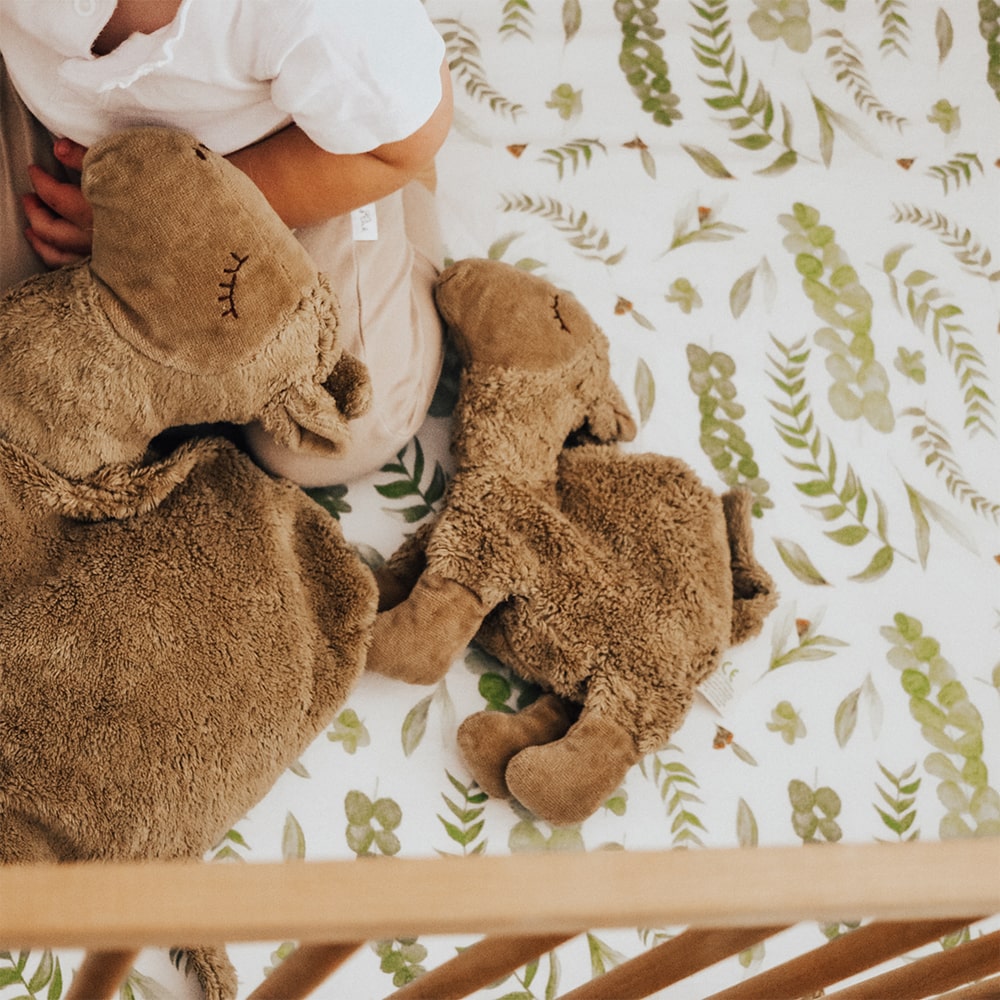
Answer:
[
  {"left": 368, "top": 259, "right": 777, "bottom": 825},
  {"left": 0, "top": 127, "right": 377, "bottom": 998}
]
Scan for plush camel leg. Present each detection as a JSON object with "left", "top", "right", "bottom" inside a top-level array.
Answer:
[
  {"left": 504, "top": 712, "right": 640, "bottom": 826},
  {"left": 457, "top": 693, "right": 577, "bottom": 799},
  {"left": 366, "top": 573, "right": 490, "bottom": 684}
]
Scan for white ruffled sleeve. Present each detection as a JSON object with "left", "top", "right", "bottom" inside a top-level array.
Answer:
[{"left": 263, "top": 0, "right": 445, "bottom": 155}]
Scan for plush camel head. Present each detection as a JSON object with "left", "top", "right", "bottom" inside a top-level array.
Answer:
[
  {"left": 433, "top": 260, "right": 636, "bottom": 481},
  {"left": 0, "top": 126, "right": 369, "bottom": 482}
]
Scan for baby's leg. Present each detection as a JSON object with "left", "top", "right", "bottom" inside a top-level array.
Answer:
[
  {"left": 0, "top": 56, "right": 58, "bottom": 294},
  {"left": 244, "top": 182, "right": 445, "bottom": 486}
]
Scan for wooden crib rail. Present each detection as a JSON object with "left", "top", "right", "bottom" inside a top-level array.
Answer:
[{"left": 1, "top": 840, "right": 998, "bottom": 999}]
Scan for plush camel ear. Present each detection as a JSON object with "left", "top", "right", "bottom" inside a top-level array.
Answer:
[
  {"left": 257, "top": 351, "right": 372, "bottom": 456},
  {"left": 258, "top": 382, "right": 354, "bottom": 456},
  {"left": 583, "top": 389, "right": 638, "bottom": 444}
]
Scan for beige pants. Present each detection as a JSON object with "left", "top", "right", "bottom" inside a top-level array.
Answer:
[{"left": 1, "top": 56, "right": 445, "bottom": 487}]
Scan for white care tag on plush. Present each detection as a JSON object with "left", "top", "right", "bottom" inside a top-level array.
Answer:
[
  {"left": 697, "top": 666, "right": 736, "bottom": 713},
  {"left": 351, "top": 203, "right": 378, "bottom": 241}
]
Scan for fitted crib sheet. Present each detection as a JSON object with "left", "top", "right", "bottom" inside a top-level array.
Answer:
[{"left": 2, "top": 2, "right": 998, "bottom": 998}]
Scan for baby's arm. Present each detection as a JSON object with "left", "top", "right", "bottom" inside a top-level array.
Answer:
[
  {"left": 23, "top": 59, "right": 452, "bottom": 265},
  {"left": 23, "top": 140, "right": 91, "bottom": 268},
  {"left": 229, "top": 59, "right": 452, "bottom": 228}
]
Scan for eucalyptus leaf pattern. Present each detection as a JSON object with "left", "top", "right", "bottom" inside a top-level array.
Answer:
[{"left": 9, "top": 3, "right": 997, "bottom": 998}]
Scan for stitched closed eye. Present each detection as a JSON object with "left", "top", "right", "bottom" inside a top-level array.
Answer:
[
  {"left": 551, "top": 294, "right": 571, "bottom": 334},
  {"left": 219, "top": 252, "right": 248, "bottom": 318}
]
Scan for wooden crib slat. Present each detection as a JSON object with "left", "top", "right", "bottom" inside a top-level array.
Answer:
[
  {"left": 932, "top": 974, "right": 1000, "bottom": 1000},
  {"left": 385, "top": 932, "right": 577, "bottom": 1000},
  {"left": 555, "top": 925, "right": 788, "bottom": 1000},
  {"left": 1, "top": 842, "right": 995, "bottom": 949},
  {"left": 702, "top": 917, "right": 978, "bottom": 1000},
  {"left": 823, "top": 928, "right": 1000, "bottom": 1000},
  {"left": 63, "top": 948, "right": 139, "bottom": 1000},
  {"left": 246, "top": 941, "right": 363, "bottom": 1000}
]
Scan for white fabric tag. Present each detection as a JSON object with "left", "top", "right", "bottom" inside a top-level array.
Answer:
[
  {"left": 351, "top": 204, "right": 378, "bottom": 241},
  {"left": 697, "top": 666, "right": 736, "bottom": 713}
]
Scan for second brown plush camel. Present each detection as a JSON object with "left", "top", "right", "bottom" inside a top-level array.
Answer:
[{"left": 368, "top": 259, "right": 778, "bottom": 825}]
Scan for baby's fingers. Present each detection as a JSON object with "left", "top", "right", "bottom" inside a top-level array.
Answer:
[
  {"left": 53, "top": 137, "right": 88, "bottom": 174},
  {"left": 22, "top": 193, "right": 91, "bottom": 266},
  {"left": 28, "top": 163, "right": 93, "bottom": 232}
]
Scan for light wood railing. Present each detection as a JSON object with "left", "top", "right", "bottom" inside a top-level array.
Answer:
[{"left": 1, "top": 840, "right": 997, "bottom": 999}]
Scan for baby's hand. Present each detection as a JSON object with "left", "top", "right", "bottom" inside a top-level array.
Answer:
[{"left": 23, "top": 139, "right": 93, "bottom": 268}]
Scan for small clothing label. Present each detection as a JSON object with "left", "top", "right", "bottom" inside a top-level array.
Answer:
[
  {"left": 351, "top": 203, "right": 378, "bottom": 241},
  {"left": 697, "top": 667, "right": 736, "bottom": 713}
]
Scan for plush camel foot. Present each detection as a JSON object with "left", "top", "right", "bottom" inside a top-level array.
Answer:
[
  {"left": 366, "top": 573, "right": 489, "bottom": 685},
  {"left": 457, "top": 693, "right": 577, "bottom": 799},
  {"left": 504, "top": 713, "right": 639, "bottom": 826}
]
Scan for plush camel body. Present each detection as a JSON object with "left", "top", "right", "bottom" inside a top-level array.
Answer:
[
  {"left": 369, "top": 259, "right": 777, "bottom": 825},
  {"left": 0, "top": 127, "right": 377, "bottom": 999}
]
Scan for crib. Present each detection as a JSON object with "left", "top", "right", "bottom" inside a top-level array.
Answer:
[
  {"left": 1, "top": 840, "right": 998, "bottom": 999},
  {"left": 3, "top": 2, "right": 999, "bottom": 998}
]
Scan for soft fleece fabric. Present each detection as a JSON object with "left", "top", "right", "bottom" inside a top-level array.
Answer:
[
  {"left": 0, "top": 127, "right": 378, "bottom": 1000},
  {"left": 368, "top": 259, "right": 778, "bottom": 825}
]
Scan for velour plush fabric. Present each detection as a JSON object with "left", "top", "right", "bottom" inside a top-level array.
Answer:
[
  {"left": 367, "top": 259, "right": 778, "bottom": 826},
  {"left": 0, "top": 127, "right": 378, "bottom": 999}
]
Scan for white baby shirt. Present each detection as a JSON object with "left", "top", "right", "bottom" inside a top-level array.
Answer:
[{"left": 0, "top": 0, "right": 445, "bottom": 155}]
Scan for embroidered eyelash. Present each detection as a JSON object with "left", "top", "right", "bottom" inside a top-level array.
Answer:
[{"left": 219, "top": 252, "right": 248, "bottom": 318}]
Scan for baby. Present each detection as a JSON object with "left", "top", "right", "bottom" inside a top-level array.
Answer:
[{"left": 0, "top": 0, "right": 453, "bottom": 484}]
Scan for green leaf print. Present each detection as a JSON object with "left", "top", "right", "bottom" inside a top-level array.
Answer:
[
  {"left": 500, "top": 0, "right": 535, "bottom": 42},
  {"left": 0, "top": 950, "right": 63, "bottom": 1000},
  {"left": 545, "top": 83, "right": 583, "bottom": 121},
  {"left": 834, "top": 674, "right": 883, "bottom": 747},
  {"left": 767, "top": 700, "right": 806, "bottom": 744},
  {"left": 665, "top": 277, "right": 702, "bottom": 313},
  {"left": 614, "top": 0, "right": 682, "bottom": 127},
  {"left": 747, "top": 0, "right": 813, "bottom": 54},
  {"left": 437, "top": 771, "right": 489, "bottom": 856},
  {"left": 668, "top": 204, "right": 745, "bottom": 252},
  {"left": 884, "top": 249, "right": 995, "bottom": 437},
  {"left": 640, "top": 746, "right": 707, "bottom": 847},
  {"left": 681, "top": 143, "right": 735, "bottom": 179},
  {"left": 562, "top": 0, "right": 582, "bottom": 43},
  {"left": 925, "top": 153, "right": 984, "bottom": 194},
  {"left": 980, "top": 0, "right": 1000, "bottom": 101},
  {"left": 538, "top": 138, "right": 606, "bottom": 178},
  {"left": 772, "top": 536, "right": 830, "bottom": 587},
  {"left": 345, "top": 790, "right": 403, "bottom": 856},
  {"left": 767, "top": 336, "right": 909, "bottom": 578},
  {"left": 902, "top": 410, "right": 1000, "bottom": 524},
  {"left": 788, "top": 778, "right": 843, "bottom": 842},
  {"left": 436, "top": 18, "right": 524, "bottom": 119},
  {"left": 927, "top": 99, "right": 961, "bottom": 135},
  {"left": 500, "top": 194, "right": 626, "bottom": 264},
  {"left": 890, "top": 204, "right": 1000, "bottom": 283},
  {"left": 689, "top": 0, "right": 800, "bottom": 174},
  {"left": 281, "top": 812, "right": 306, "bottom": 862},
  {"left": 881, "top": 613, "right": 1000, "bottom": 838},
  {"left": 874, "top": 761, "right": 921, "bottom": 841},
  {"left": 729, "top": 258, "right": 775, "bottom": 317},
  {"left": 779, "top": 204, "right": 894, "bottom": 433},
  {"left": 586, "top": 934, "right": 627, "bottom": 978},
  {"left": 509, "top": 802, "right": 586, "bottom": 852},
  {"left": 209, "top": 826, "right": 251, "bottom": 863},
  {"left": 327, "top": 707, "right": 371, "bottom": 754},
  {"left": 372, "top": 939, "right": 428, "bottom": 988},
  {"left": 688, "top": 344, "right": 773, "bottom": 516},
  {"left": 936, "top": 8, "right": 954, "bottom": 62},
  {"left": 304, "top": 483, "right": 350, "bottom": 519},
  {"left": 875, "top": 0, "right": 910, "bottom": 57},
  {"left": 820, "top": 30, "right": 908, "bottom": 131},
  {"left": 377, "top": 438, "right": 448, "bottom": 523},
  {"left": 769, "top": 607, "right": 848, "bottom": 670}
]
